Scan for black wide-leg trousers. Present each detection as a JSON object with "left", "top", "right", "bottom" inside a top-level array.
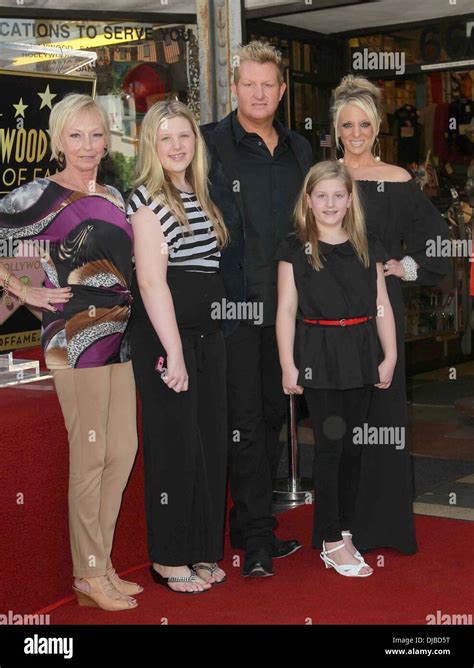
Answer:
[{"left": 130, "top": 271, "right": 228, "bottom": 565}]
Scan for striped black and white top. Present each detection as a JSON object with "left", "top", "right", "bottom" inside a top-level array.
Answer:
[{"left": 127, "top": 185, "right": 220, "bottom": 272}]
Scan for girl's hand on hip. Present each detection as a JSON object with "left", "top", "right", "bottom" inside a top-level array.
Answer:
[
  {"left": 375, "top": 358, "right": 396, "bottom": 389},
  {"left": 282, "top": 363, "right": 304, "bottom": 395},
  {"left": 162, "top": 352, "right": 189, "bottom": 393}
]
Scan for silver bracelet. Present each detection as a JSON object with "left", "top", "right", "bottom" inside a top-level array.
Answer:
[{"left": 400, "top": 255, "right": 418, "bottom": 281}]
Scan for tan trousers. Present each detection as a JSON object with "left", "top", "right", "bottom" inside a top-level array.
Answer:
[{"left": 52, "top": 361, "right": 138, "bottom": 578}]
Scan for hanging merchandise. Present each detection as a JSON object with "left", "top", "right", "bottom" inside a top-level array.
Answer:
[
  {"left": 449, "top": 94, "right": 474, "bottom": 157},
  {"left": 421, "top": 150, "right": 440, "bottom": 197},
  {"left": 137, "top": 41, "right": 158, "bottom": 63},
  {"left": 433, "top": 102, "right": 450, "bottom": 163},
  {"left": 418, "top": 102, "right": 437, "bottom": 156},
  {"left": 163, "top": 36, "right": 180, "bottom": 64},
  {"left": 392, "top": 103, "right": 421, "bottom": 167},
  {"left": 429, "top": 73, "right": 444, "bottom": 104}
]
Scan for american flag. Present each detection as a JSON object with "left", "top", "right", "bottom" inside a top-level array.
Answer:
[
  {"left": 138, "top": 41, "right": 158, "bottom": 63},
  {"left": 163, "top": 39, "right": 180, "bottom": 64},
  {"left": 319, "top": 130, "right": 332, "bottom": 147}
]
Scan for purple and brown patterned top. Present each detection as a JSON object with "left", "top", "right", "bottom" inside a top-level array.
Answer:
[{"left": 0, "top": 178, "right": 133, "bottom": 369}]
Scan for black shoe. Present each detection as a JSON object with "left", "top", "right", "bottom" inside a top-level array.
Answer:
[
  {"left": 241, "top": 549, "right": 274, "bottom": 578},
  {"left": 272, "top": 536, "right": 302, "bottom": 559}
]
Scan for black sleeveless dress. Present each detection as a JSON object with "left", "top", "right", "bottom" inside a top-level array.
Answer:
[
  {"left": 353, "top": 179, "right": 449, "bottom": 554},
  {"left": 277, "top": 233, "right": 385, "bottom": 390}
]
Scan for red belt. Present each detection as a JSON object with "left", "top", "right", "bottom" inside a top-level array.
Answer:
[{"left": 303, "top": 316, "right": 374, "bottom": 327}]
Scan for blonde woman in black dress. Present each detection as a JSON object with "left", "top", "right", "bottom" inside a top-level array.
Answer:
[{"left": 331, "top": 76, "right": 448, "bottom": 555}]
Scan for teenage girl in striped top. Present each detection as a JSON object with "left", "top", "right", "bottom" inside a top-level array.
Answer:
[{"left": 128, "top": 101, "right": 229, "bottom": 594}]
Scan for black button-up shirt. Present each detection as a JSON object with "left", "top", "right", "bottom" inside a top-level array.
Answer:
[{"left": 231, "top": 111, "right": 306, "bottom": 326}]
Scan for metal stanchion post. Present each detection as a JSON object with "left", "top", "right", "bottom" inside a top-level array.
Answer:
[{"left": 273, "top": 395, "right": 313, "bottom": 509}]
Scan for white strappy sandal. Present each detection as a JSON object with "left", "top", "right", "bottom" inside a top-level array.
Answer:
[
  {"left": 341, "top": 530, "right": 364, "bottom": 561},
  {"left": 320, "top": 540, "right": 373, "bottom": 577}
]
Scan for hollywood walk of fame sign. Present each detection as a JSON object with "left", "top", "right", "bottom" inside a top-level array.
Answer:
[
  {"left": 0, "top": 252, "right": 45, "bottom": 351},
  {"left": 0, "top": 69, "right": 96, "bottom": 195}
]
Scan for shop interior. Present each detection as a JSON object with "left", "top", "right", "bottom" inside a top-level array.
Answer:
[{"left": 246, "top": 1, "right": 474, "bottom": 373}]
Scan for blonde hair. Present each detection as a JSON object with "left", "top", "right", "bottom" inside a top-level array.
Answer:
[
  {"left": 293, "top": 160, "right": 369, "bottom": 271},
  {"left": 233, "top": 40, "right": 284, "bottom": 84},
  {"left": 331, "top": 75, "right": 383, "bottom": 154},
  {"left": 133, "top": 100, "right": 228, "bottom": 248},
  {"left": 49, "top": 94, "right": 111, "bottom": 161}
]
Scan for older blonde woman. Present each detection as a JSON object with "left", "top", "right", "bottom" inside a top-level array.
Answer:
[
  {"left": 128, "top": 100, "right": 229, "bottom": 593},
  {"left": 0, "top": 94, "right": 141, "bottom": 610}
]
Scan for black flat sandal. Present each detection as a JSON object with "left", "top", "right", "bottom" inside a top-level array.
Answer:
[
  {"left": 149, "top": 566, "right": 209, "bottom": 594},
  {"left": 192, "top": 562, "right": 227, "bottom": 585}
]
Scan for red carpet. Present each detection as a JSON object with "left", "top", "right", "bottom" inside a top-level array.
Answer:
[
  {"left": 0, "top": 356, "right": 148, "bottom": 614},
  {"left": 41, "top": 510, "right": 473, "bottom": 625},
  {"left": 1, "top": 351, "right": 473, "bottom": 624}
]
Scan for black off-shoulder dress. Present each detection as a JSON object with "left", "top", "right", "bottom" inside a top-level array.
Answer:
[{"left": 353, "top": 179, "right": 449, "bottom": 555}]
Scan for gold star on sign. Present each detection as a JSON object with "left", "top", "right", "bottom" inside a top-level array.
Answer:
[
  {"left": 13, "top": 98, "right": 28, "bottom": 118},
  {"left": 38, "top": 84, "right": 57, "bottom": 110}
]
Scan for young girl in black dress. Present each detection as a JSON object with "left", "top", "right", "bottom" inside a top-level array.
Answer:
[{"left": 276, "top": 160, "right": 397, "bottom": 577}]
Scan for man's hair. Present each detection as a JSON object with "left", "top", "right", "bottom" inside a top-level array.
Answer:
[{"left": 233, "top": 40, "right": 284, "bottom": 84}]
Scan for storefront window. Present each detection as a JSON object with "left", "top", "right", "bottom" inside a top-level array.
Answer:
[
  {"left": 0, "top": 17, "right": 200, "bottom": 192},
  {"left": 348, "top": 21, "right": 474, "bottom": 68}
]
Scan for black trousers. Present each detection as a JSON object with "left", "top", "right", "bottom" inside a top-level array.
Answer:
[
  {"left": 130, "top": 271, "right": 228, "bottom": 565},
  {"left": 304, "top": 385, "right": 372, "bottom": 547},
  {"left": 226, "top": 324, "right": 287, "bottom": 551}
]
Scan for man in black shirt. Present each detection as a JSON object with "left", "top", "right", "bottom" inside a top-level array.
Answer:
[{"left": 202, "top": 41, "right": 313, "bottom": 577}]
